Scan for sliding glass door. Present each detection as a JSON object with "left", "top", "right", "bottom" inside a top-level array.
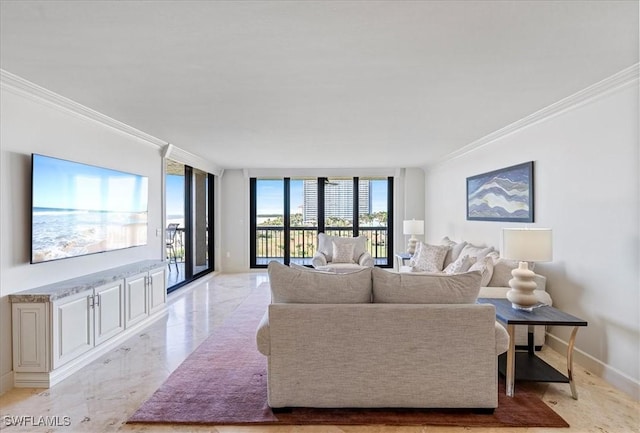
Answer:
[
  {"left": 165, "top": 159, "right": 214, "bottom": 291},
  {"left": 250, "top": 176, "right": 393, "bottom": 268}
]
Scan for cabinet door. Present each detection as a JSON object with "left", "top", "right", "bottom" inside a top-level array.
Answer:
[
  {"left": 12, "top": 303, "right": 49, "bottom": 373},
  {"left": 125, "top": 273, "right": 148, "bottom": 328},
  {"left": 94, "top": 281, "right": 125, "bottom": 345},
  {"left": 148, "top": 268, "right": 167, "bottom": 315},
  {"left": 52, "top": 291, "right": 93, "bottom": 369}
]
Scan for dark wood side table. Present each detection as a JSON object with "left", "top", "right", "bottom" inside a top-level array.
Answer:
[{"left": 477, "top": 298, "right": 588, "bottom": 399}]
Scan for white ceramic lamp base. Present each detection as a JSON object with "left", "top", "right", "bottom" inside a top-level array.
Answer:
[
  {"left": 407, "top": 236, "right": 418, "bottom": 255},
  {"left": 506, "top": 261, "right": 539, "bottom": 310}
]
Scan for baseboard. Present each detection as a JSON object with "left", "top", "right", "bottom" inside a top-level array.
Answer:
[
  {"left": 0, "top": 370, "right": 14, "bottom": 396},
  {"left": 546, "top": 333, "right": 640, "bottom": 401}
]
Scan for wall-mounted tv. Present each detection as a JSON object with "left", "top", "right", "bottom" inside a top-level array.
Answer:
[{"left": 31, "top": 154, "right": 149, "bottom": 264}]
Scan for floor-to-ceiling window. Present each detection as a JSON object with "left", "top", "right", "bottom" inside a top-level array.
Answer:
[
  {"left": 166, "top": 159, "right": 214, "bottom": 291},
  {"left": 250, "top": 176, "right": 393, "bottom": 267}
]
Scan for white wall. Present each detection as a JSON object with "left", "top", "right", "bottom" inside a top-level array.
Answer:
[
  {"left": 0, "top": 84, "right": 165, "bottom": 394},
  {"left": 424, "top": 78, "right": 639, "bottom": 398}
]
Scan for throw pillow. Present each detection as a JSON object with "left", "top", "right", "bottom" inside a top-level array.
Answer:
[
  {"left": 459, "top": 243, "right": 494, "bottom": 260},
  {"left": 469, "top": 255, "right": 495, "bottom": 286},
  {"left": 488, "top": 258, "right": 535, "bottom": 287},
  {"left": 443, "top": 254, "right": 475, "bottom": 274},
  {"left": 441, "top": 237, "right": 468, "bottom": 268},
  {"left": 410, "top": 242, "right": 449, "bottom": 272},
  {"left": 317, "top": 233, "right": 367, "bottom": 263},
  {"left": 332, "top": 241, "right": 355, "bottom": 263},
  {"left": 268, "top": 261, "right": 372, "bottom": 303},
  {"left": 372, "top": 267, "right": 482, "bottom": 304}
]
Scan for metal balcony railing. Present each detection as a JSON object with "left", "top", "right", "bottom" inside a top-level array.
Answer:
[{"left": 255, "top": 226, "right": 389, "bottom": 265}]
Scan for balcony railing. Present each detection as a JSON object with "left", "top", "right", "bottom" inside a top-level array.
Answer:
[{"left": 255, "top": 226, "right": 389, "bottom": 266}]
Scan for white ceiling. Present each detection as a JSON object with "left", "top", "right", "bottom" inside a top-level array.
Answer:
[{"left": 1, "top": 1, "right": 638, "bottom": 169}]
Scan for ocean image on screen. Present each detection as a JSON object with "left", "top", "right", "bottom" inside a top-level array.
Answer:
[{"left": 31, "top": 155, "right": 149, "bottom": 263}]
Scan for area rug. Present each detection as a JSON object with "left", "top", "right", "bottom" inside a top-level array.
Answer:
[{"left": 128, "top": 283, "right": 569, "bottom": 427}]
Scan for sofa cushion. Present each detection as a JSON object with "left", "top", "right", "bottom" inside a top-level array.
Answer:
[
  {"left": 409, "top": 242, "right": 449, "bottom": 272},
  {"left": 372, "top": 268, "right": 482, "bottom": 304},
  {"left": 268, "top": 261, "right": 372, "bottom": 303},
  {"left": 488, "top": 258, "right": 535, "bottom": 287},
  {"left": 469, "top": 255, "right": 495, "bottom": 286},
  {"left": 318, "top": 233, "right": 367, "bottom": 263},
  {"left": 441, "top": 237, "right": 468, "bottom": 267}
]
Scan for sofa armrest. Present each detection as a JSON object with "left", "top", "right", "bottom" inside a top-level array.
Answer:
[
  {"left": 358, "top": 252, "right": 374, "bottom": 267},
  {"left": 311, "top": 252, "right": 327, "bottom": 268},
  {"left": 256, "top": 311, "right": 270, "bottom": 355}
]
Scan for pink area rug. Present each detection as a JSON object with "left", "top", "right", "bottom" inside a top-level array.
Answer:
[{"left": 128, "top": 283, "right": 568, "bottom": 427}]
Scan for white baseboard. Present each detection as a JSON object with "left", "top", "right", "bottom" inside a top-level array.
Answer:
[
  {"left": 0, "top": 370, "right": 14, "bottom": 396},
  {"left": 546, "top": 333, "right": 640, "bottom": 401}
]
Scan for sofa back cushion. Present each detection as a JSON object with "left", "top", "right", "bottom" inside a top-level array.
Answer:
[
  {"left": 371, "top": 268, "right": 482, "bottom": 304},
  {"left": 268, "top": 261, "right": 372, "bottom": 303},
  {"left": 317, "top": 233, "right": 367, "bottom": 263}
]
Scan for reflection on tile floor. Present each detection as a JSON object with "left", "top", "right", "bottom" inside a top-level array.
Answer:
[{"left": 0, "top": 271, "right": 638, "bottom": 433}]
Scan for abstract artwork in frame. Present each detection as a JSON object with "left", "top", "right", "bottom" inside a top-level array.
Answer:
[{"left": 466, "top": 161, "right": 534, "bottom": 222}]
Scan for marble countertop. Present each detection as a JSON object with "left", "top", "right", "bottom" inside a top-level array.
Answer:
[{"left": 9, "top": 260, "right": 166, "bottom": 303}]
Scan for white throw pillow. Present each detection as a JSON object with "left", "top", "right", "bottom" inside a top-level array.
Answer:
[
  {"left": 317, "top": 233, "right": 367, "bottom": 263},
  {"left": 372, "top": 268, "right": 482, "bottom": 304},
  {"left": 410, "top": 242, "right": 449, "bottom": 272},
  {"left": 444, "top": 254, "right": 475, "bottom": 274},
  {"left": 469, "top": 255, "right": 495, "bottom": 286},
  {"left": 459, "top": 243, "right": 494, "bottom": 261},
  {"left": 332, "top": 241, "right": 355, "bottom": 263},
  {"left": 441, "top": 237, "right": 468, "bottom": 267}
]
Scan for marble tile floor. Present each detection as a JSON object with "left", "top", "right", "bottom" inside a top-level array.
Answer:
[{"left": 1, "top": 272, "right": 638, "bottom": 433}]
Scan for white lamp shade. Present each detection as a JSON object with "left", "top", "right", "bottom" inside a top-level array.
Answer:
[
  {"left": 403, "top": 220, "right": 424, "bottom": 236},
  {"left": 502, "top": 228, "right": 553, "bottom": 262}
]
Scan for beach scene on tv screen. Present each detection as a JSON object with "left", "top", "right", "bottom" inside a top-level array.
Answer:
[{"left": 31, "top": 155, "right": 149, "bottom": 263}]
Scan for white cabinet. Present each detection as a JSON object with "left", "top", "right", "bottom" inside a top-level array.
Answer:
[
  {"left": 125, "top": 267, "right": 166, "bottom": 327},
  {"left": 148, "top": 267, "right": 167, "bottom": 315},
  {"left": 11, "top": 261, "right": 167, "bottom": 388},
  {"left": 51, "top": 280, "right": 125, "bottom": 369}
]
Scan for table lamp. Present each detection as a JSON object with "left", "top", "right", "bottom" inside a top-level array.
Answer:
[
  {"left": 403, "top": 219, "right": 424, "bottom": 255},
  {"left": 501, "top": 228, "right": 553, "bottom": 310}
]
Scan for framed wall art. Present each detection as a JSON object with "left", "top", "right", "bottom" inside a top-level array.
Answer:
[{"left": 466, "top": 161, "right": 534, "bottom": 222}]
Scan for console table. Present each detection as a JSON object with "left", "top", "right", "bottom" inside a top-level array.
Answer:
[
  {"left": 9, "top": 260, "right": 167, "bottom": 388},
  {"left": 477, "top": 298, "right": 588, "bottom": 399}
]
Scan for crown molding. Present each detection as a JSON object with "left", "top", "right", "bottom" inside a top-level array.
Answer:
[
  {"left": 1, "top": 69, "right": 168, "bottom": 148},
  {"left": 433, "top": 63, "right": 640, "bottom": 167}
]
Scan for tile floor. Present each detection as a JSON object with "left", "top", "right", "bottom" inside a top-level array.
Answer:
[{"left": 1, "top": 272, "right": 638, "bottom": 433}]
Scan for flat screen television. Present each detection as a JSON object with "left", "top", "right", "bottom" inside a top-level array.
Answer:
[{"left": 31, "top": 154, "right": 149, "bottom": 264}]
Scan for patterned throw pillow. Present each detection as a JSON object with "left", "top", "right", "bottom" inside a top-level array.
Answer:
[
  {"left": 443, "top": 254, "right": 475, "bottom": 274},
  {"left": 469, "top": 255, "right": 495, "bottom": 286},
  {"left": 410, "top": 242, "right": 449, "bottom": 272},
  {"left": 459, "top": 243, "right": 494, "bottom": 260},
  {"left": 332, "top": 241, "right": 356, "bottom": 263}
]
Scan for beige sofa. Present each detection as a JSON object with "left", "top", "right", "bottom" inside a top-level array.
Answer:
[
  {"left": 256, "top": 262, "right": 509, "bottom": 410},
  {"left": 401, "top": 237, "right": 552, "bottom": 348}
]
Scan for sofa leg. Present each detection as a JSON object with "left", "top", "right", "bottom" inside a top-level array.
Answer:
[
  {"left": 472, "top": 408, "right": 495, "bottom": 414},
  {"left": 271, "top": 407, "right": 293, "bottom": 414}
]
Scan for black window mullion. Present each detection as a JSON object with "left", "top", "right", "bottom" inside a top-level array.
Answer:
[
  {"left": 249, "top": 178, "right": 258, "bottom": 268},
  {"left": 184, "top": 166, "right": 194, "bottom": 280},
  {"left": 386, "top": 176, "right": 394, "bottom": 267},
  {"left": 353, "top": 177, "right": 359, "bottom": 237},
  {"left": 284, "top": 178, "right": 291, "bottom": 265},
  {"left": 318, "top": 177, "right": 325, "bottom": 234}
]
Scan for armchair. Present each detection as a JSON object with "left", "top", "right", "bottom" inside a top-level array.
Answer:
[{"left": 312, "top": 233, "right": 374, "bottom": 273}]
